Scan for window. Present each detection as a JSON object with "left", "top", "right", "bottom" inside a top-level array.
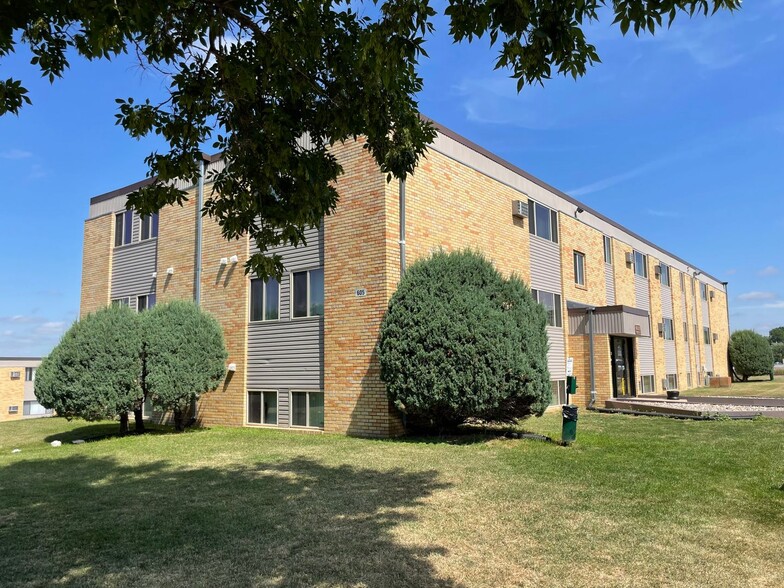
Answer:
[
  {"left": 679, "top": 272, "right": 685, "bottom": 291},
  {"left": 550, "top": 380, "right": 567, "bottom": 406},
  {"left": 686, "top": 373, "right": 692, "bottom": 388},
  {"left": 143, "top": 396, "right": 154, "bottom": 418},
  {"left": 640, "top": 375, "right": 655, "bottom": 393},
  {"left": 694, "top": 324, "right": 699, "bottom": 344},
  {"left": 8, "top": 405, "right": 19, "bottom": 414},
  {"left": 703, "top": 327, "right": 711, "bottom": 345},
  {"left": 665, "top": 374, "right": 678, "bottom": 391},
  {"left": 112, "top": 297, "right": 131, "bottom": 308},
  {"left": 250, "top": 277, "right": 280, "bottom": 321},
  {"left": 138, "top": 294, "right": 156, "bottom": 311},
  {"left": 141, "top": 212, "right": 159, "bottom": 241},
  {"left": 700, "top": 283, "right": 708, "bottom": 300},
  {"left": 573, "top": 251, "right": 586, "bottom": 287},
  {"left": 23, "top": 400, "right": 51, "bottom": 416},
  {"left": 527, "top": 200, "right": 559, "bottom": 243},
  {"left": 683, "top": 322, "right": 689, "bottom": 342},
  {"left": 662, "top": 318, "right": 674, "bottom": 340},
  {"left": 531, "top": 289, "right": 562, "bottom": 328},
  {"left": 9, "top": 371, "right": 20, "bottom": 380},
  {"left": 24, "top": 367, "right": 35, "bottom": 381},
  {"left": 660, "top": 264, "right": 670, "bottom": 287},
  {"left": 247, "top": 391, "right": 278, "bottom": 425},
  {"left": 603, "top": 236, "right": 612, "bottom": 264},
  {"left": 633, "top": 251, "right": 647, "bottom": 278},
  {"left": 114, "top": 210, "right": 133, "bottom": 246},
  {"left": 291, "top": 391, "right": 324, "bottom": 428},
  {"left": 292, "top": 269, "right": 324, "bottom": 318}
]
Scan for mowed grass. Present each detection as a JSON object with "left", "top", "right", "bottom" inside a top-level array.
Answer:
[
  {"left": 0, "top": 414, "right": 782, "bottom": 588},
  {"left": 688, "top": 375, "right": 784, "bottom": 398}
]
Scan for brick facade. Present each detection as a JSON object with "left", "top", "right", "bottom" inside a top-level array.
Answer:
[
  {"left": 80, "top": 214, "right": 114, "bottom": 317},
  {"left": 81, "top": 126, "right": 732, "bottom": 436},
  {"left": 0, "top": 366, "right": 24, "bottom": 423}
]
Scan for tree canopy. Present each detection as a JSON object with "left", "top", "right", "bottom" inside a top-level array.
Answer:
[
  {"left": 769, "top": 326, "right": 784, "bottom": 345},
  {"left": 729, "top": 329, "right": 774, "bottom": 382},
  {"left": 35, "top": 304, "right": 144, "bottom": 433},
  {"left": 143, "top": 300, "right": 227, "bottom": 431},
  {"left": 378, "top": 250, "right": 550, "bottom": 429},
  {"left": 0, "top": 0, "right": 740, "bottom": 277}
]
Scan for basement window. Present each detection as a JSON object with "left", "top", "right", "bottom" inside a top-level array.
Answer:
[
  {"left": 290, "top": 391, "right": 324, "bottom": 428},
  {"left": 247, "top": 391, "right": 278, "bottom": 425},
  {"left": 640, "top": 375, "right": 655, "bottom": 393},
  {"left": 665, "top": 374, "right": 678, "bottom": 391},
  {"left": 550, "top": 380, "right": 567, "bottom": 406}
]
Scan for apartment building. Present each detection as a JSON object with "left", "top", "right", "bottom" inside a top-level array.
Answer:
[
  {"left": 0, "top": 358, "right": 51, "bottom": 422},
  {"left": 80, "top": 121, "right": 730, "bottom": 437}
]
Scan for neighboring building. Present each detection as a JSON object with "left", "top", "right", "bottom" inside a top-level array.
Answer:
[
  {"left": 0, "top": 358, "right": 51, "bottom": 422},
  {"left": 80, "top": 120, "right": 730, "bottom": 437}
]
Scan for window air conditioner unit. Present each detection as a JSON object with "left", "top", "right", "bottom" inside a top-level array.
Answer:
[
  {"left": 625, "top": 252, "right": 634, "bottom": 265},
  {"left": 9, "top": 371, "right": 20, "bottom": 380},
  {"left": 657, "top": 322, "right": 664, "bottom": 337},
  {"left": 512, "top": 200, "right": 529, "bottom": 219},
  {"left": 654, "top": 265, "right": 661, "bottom": 278},
  {"left": 713, "top": 333, "right": 719, "bottom": 343},
  {"left": 709, "top": 291, "right": 715, "bottom": 301}
]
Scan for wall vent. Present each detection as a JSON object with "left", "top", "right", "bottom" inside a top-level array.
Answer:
[
  {"left": 512, "top": 200, "right": 529, "bottom": 219},
  {"left": 713, "top": 333, "right": 719, "bottom": 343}
]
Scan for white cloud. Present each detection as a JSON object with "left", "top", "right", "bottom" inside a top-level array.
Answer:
[
  {"left": 0, "top": 149, "right": 32, "bottom": 160},
  {"left": 737, "top": 291, "right": 776, "bottom": 301},
  {"left": 763, "top": 301, "right": 784, "bottom": 309},
  {"left": 758, "top": 265, "right": 780, "bottom": 277}
]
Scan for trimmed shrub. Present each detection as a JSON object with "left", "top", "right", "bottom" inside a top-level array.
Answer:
[
  {"left": 378, "top": 250, "right": 550, "bottom": 429},
  {"left": 729, "top": 330, "right": 774, "bottom": 381},
  {"left": 143, "top": 300, "right": 227, "bottom": 430},
  {"left": 35, "top": 305, "right": 144, "bottom": 433}
]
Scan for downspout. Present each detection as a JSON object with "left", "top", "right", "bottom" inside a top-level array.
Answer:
[
  {"left": 399, "top": 178, "right": 406, "bottom": 277},
  {"left": 722, "top": 281, "right": 732, "bottom": 379},
  {"left": 587, "top": 307, "right": 597, "bottom": 408},
  {"left": 194, "top": 157, "right": 205, "bottom": 306},
  {"left": 191, "top": 156, "right": 205, "bottom": 424}
]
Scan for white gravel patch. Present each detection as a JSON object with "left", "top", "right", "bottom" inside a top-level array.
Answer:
[{"left": 643, "top": 402, "right": 780, "bottom": 413}]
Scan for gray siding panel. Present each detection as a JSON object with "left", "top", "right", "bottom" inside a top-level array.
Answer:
[
  {"left": 247, "top": 320, "right": 323, "bottom": 390},
  {"left": 664, "top": 340, "right": 677, "bottom": 374},
  {"left": 638, "top": 337, "right": 655, "bottom": 375},
  {"left": 546, "top": 327, "right": 566, "bottom": 379},
  {"left": 702, "top": 297, "right": 712, "bottom": 372},
  {"left": 661, "top": 285, "right": 673, "bottom": 318},
  {"left": 634, "top": 275, "right": 650, "bottom": 311},
  {"left": 251, "top": 226, "right": 323, "bottom": 272},
  {"left": 111, "top": 239, "right": 158, "bottom": 298},
  {"left": 704, "top": 344, "right": 714, "bottom": 373},
  {"left": 277, "top": 389, "right": 290, "bottom": 427},
  {"left": 530, "top": 237, "right": 561, "bottom": 293},
  {"left": 604, "top": 263, "right": 615, "bottom": 305}
]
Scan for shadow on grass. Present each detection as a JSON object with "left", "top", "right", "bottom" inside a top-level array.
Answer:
[
  {"left": 0, "top": 455, "right": 456, "bottom": 587},
  {"left": 42, "top": 422, "right": 201, "bottom": 444}
]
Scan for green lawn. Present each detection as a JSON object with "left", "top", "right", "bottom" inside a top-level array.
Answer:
[
  {"left": 1, "top": 414, "right": 782, "bottom": 587},
  {"left": 688, "top": 375, "right": 784, "bottom": 398}
]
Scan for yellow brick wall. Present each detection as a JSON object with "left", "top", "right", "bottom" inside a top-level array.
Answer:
[
  {"left": 156, "top": 188, "right": 198, "bottom": 302},
  {"left": 611, "top": 239, "right": 636, "bottom": 307},
  {"left": 0, "top": 368, "right": 24, "bottom": 423},
  {"left": 402, "top": 148, "right": 531, "bottom": 284},
  {"left": 567, "top": 334, "right": 612, "bottom": 405},
  {"left": 195, "top": 213, "right": 249, "bottom": 427},
  {"left": 323, "top": 140, "right": 402, "bottom": 437},
  {"left": 559, "top": 214, "right": 606, "bottom": 307},
  {"left": 80, "top": 214, "right": 114, "bottom": 317},
  {"left": 708, "top": 285, "right": 730, "bottom": 377},
  {"left": 648, "top": 256, "right": 666, "bottom": 393},
  {"left": 671, "top": 269, "right": 690, "bottom": 390}
]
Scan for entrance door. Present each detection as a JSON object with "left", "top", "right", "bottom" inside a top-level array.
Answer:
[{"left": 610, "top": 336, "right": 636, "bottom": 398}]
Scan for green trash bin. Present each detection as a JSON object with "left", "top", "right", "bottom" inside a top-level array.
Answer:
[{"left": 562, "top": 404, "right": 578, "bottom": 444}]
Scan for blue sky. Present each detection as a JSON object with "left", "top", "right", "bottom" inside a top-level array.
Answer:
[{"left": 1, "top": 1, "right": 782, "bottom": 356}]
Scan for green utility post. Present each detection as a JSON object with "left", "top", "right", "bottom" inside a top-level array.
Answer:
[{"left": 562, "top": 376, "right": 579, "bottom": 444}]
